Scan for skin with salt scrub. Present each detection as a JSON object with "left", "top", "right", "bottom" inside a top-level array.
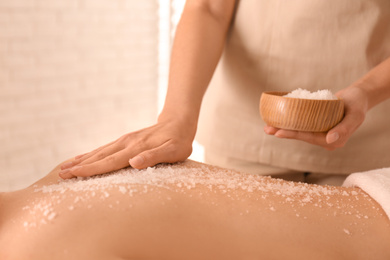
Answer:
[{"left": 1, "top": 160, "right": 390, "bottom": 259}]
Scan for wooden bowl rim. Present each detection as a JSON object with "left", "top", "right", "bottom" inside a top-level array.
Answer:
[{"left": 261, "top": 91, "right": 343, "bottom": 102}]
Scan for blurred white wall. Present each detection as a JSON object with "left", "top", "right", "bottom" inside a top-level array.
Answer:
[{"left": 0, "top": 0, "right": 160, "bottom": 191}]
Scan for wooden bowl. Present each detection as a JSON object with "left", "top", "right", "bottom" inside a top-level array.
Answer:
[{"left": 259, "top": 91, "right": 344, "bottom": 132}]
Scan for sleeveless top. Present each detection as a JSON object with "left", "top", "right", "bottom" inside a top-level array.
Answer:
[{"left": 196, "top": 0, "right": 390, "bottom": 174}]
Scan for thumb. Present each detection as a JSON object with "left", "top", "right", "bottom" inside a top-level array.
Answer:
[
  {"left": 326, "top": 113, "right": 364, "bottom": 147},
  {"left": 129, "top": 154, "right": 147, "bottom": 169},
  {"left": 129, "top": 142, "right": 189, "bottom": 169}
]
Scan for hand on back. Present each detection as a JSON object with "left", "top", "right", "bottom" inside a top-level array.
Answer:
[
  {"left": 264, "top": 86, "right": 368, "bottom": 150},
  {"left": 59, "top": 120, "right": 194, "bottom": 179}
]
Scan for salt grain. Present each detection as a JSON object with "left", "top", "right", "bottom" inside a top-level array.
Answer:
[
  {"left": 27, "top": 161, "right": 368, "bottom": 229},
  {"left": 119, "top": 186, "right": 127, "bottom": 194},
  {"left": 284, "top": 88, "right": 337, "bottom": 100},
  {"left": 43, "top": 209, "right": 50, "bottom": 216},
  {"left": 47, "top": 212, "right": 56, "bottom": 221},
  {"left": 343, "top": 229, "right": 351, "bottom": 235}
]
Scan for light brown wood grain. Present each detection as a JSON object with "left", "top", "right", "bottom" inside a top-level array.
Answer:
[{"left": 260, "top": 92, "right": 344, "bottom": 132}]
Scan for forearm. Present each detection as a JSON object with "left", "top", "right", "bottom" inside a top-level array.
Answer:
[
  {"left": 55, "top": 2, "right": 237, "bottom": 175},
  {"left": 159, "top": 0, "right": 236, "bottom": 126},
  {"left": 352, "top": 56, "right": 390, "bottom": 111}
]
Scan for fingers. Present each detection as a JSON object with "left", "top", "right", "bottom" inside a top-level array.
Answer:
[
  {"left": 326, "top": 132, "right": 339, "bottom": 144},
  {"left": 74, "top": 142, "right": 123, "bottom": 167},
  {"left": 58, "top": 121, "right": 196, "bottom": 179},
  {"left": 325, "top": 111, "right": 364, "bottom": 148},
  {"left": 58, "top": 166, "right": 80, "bottom": 179},
  {"left": 264, "top": 126, "right": 279, "bottom": 135},
  {"left": 264, "top": 110, "right": 364, "bottom": 151},
  {"left": 129, "top": 140, "right": 192, "bottom": 169},
  {"left": 59, "top": 149, "right": 134, "bottom": 179},
  {"left": 60, "top": 141, "right": 190, "bottom": 178},
  {"left": 59, "top": 139, "right": 192, "bottom": 179},
  {"left": 263, "top": 125, "right": 340, "bottom": 150},
  {"left": 267, "top": 128, "right": 330, "bottom": 148},
  {"left": 59, "top": 140, "right": 130, "bottom": 179},
  {"left": 61, "top": 140, "right": 117, "bottom": 170}
]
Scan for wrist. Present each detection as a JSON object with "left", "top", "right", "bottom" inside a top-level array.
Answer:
[
  {"left": 336, "top": 83, "right": 369, "bottom": 116},
  {"left": 157, "top": 109, "right": 198, "bottom": 134},
  {"left": 351, "top": 56, "right": 390, "bottom": 110},
  {"left": 159, "top": 100, "right": 200, "bottom": 121},
  {"left": 352, "top": 78, "right": 385, "bottom": 111}
]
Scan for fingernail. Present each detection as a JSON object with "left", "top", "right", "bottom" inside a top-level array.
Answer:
[
  {"left": 129, "top": 156, "right": 144, "bottom": 167},
  {"left": 70, "top": 166, "right": 82, "bottom": 172},
  {"left": 59, "top": 166, "right": 81, "bottom": 175},
  {"left": 275, "top": 130, "right": 290, "bottom": 138},
  {"left": 274, "top": 132, "right": 284, "bottom": 138},
  {"left": 327, "top": 132, "right": 339, "bottom": 144},
  {"left": 61, "top": 161, "right": 74, "bottom": 169},
  {"left": 59, "top": 168, "right": 70, "bottom": 176}
]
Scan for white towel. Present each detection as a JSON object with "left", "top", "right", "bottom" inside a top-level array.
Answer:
[{"left": 343, "top": 168, "right": 390, "bottom": 220}]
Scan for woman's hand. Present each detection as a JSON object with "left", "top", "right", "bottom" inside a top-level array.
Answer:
[
  {"left": 58, "top": 0, "right": 237, "bottom": 179},
  {"left": 264, "top": 85, "right": 369, "bottom": 151},
  {"left": 58, "top": 119, "right": 195, "bottom": 179}
]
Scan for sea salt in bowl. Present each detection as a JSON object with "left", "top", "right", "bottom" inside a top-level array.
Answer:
[{"left": 259, "top": 89, "right": 344, "bottom": 132}]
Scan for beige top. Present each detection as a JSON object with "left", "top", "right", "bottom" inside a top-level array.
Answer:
[{"left": 197, "top": 0, "right": 390, "bottom": 174}]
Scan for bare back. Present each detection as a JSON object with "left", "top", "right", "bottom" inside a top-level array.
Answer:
[{"left": 1, "top": 161, "right": 389, "bottom": 260}]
